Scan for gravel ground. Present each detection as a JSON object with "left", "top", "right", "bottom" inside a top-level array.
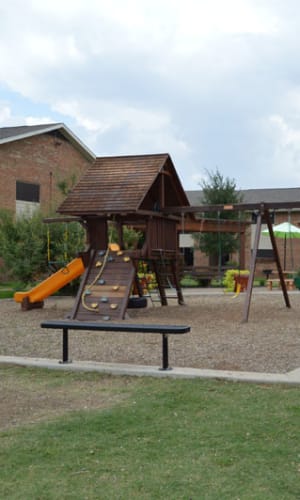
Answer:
[{"left": 1, "top": 290, "right": 300, "bottom": 374}]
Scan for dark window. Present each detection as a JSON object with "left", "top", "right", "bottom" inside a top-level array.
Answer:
[
  {"left": 16, "top": 181, "right": 40, "bottom": 202},
  {"left": 251, "top": 212, "right": 275, "bottom": 224},
  {"left": 180, "top": 247, "right": 194, "bottom": 266},
  {"left": 256, "top": 249, "right": 274, "bottom": 259}
]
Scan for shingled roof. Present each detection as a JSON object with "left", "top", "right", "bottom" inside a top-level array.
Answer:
[
  {"left": 0, "top": 123, "right": 95, "bottom": 161},
  {"left": 58, "top": 154, "right": 189, "bottom": 216},
  {"left": 186, "top": 187, "right": 300, "bottom": 206}
]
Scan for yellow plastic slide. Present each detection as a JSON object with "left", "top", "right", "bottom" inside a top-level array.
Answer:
[{"left": 14, "top": 257, "right": 85, "bottom": 304}]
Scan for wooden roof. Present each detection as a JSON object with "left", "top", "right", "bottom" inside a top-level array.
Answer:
[{"left": 58, "top": 153, "right": 189, "bottom": 217}]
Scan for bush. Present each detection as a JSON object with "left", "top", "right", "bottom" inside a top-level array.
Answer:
[
  {"left": 180, "top": 275, "right": 200, "bottom": 288},
  {"left": 0, "top": 209, "right": 85, "bottom": 284}
]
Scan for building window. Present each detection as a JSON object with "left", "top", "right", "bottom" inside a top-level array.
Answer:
[
  {"left": 256, "top": 249, "right": 274, "bottom": 259},
  {"left": 16, "top": 181, "right": 40, "bottom": 216},
  {"left": 16, "top": 181, "right": 40, "bottom": 202},
  {"left": 251, "top": 211, "right": 275, "bottom": 224},
  {"left": 180, "top": 247, "right": 194, "bottom": 266}
]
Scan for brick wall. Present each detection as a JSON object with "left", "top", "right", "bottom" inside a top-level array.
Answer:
[{"left": 0, "top": 132, "right": 93, "bottom": 214}]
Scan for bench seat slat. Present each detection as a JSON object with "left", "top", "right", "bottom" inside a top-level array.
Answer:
[{"left": 41, "top": 320, "right": 190, "bottom": 334}]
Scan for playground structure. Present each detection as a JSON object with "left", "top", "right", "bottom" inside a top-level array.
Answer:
[
  {"left": 57, "top": 154, "right": 191, "bottom": 321},
  {"left": 15, "top": 154, "right": 190, "bottom": 319},
  {"left": 14, "top": 153, "right": 300, "bottom": 322}
]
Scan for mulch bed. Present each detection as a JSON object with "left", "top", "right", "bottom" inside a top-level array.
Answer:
[{"left": 1, "top": 291, "right": 300, "bottom": 374}]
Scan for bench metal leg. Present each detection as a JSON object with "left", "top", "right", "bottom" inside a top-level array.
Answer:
[
  {"left": 60, "top": 328, "right": 71, "bottom": 364},
  {"left": 161, "top": 334, "right": 171, "bottom": 370}
]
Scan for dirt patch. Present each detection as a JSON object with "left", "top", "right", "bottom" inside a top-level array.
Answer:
[{"left": 0, "top": 365, "right": 136, "bottom": 431}]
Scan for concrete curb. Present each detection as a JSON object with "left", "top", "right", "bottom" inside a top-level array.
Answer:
[{"left": 1, "top": 356, "right": 299, "bottom": 386}]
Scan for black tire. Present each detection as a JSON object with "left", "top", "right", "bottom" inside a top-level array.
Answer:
[{"left": 127, "top": 297, "right": 147, "bottom": 309}]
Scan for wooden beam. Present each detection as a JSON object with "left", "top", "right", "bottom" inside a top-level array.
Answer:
[
  {"left": 43, "top": 216, "right": 82, "bottom": 223},
  {"left": 163, "top": 201, "right": 300, "bottom": 214},
  {"left": 178, "top": 219, "right": 248, "bottom": 233}
]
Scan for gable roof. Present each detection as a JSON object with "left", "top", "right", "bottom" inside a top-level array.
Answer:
[
  {"left": 241, "top": 187, "right": 300, "bottom": 204},
  {"left": 186, "top": 187, "right": 300, "bottom": 206},
  {"left": 58, "top": 153, "right": 190, "bottom": 216},
  {"left": 0, "top": 123, "right": 95, "bottom": 161}
]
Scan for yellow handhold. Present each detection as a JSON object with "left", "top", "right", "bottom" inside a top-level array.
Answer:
[
  {"left": 95, "top": 261, "right": 102, "bottom": 268},
  {"left": 109, "top": 243, "right": 120, "bottom": 252},
  {"left": 123, "top": 256, "right": 130, "bottom": 262},
  {"left": 91, "top": 302, "right": 98, "bottom": 309}
]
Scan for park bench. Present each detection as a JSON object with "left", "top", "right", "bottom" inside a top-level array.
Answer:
[
  {"left": 183, "top": 266, "right": 222, "bottom": 286},
  {"left": 266, "top": 278, "right": 295, "bottom": 291},
  {"left": 40, "top": 320, "right": 190, "bottom": 371}
]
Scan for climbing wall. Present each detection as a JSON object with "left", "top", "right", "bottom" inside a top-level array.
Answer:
[{"left": 71, "top": 247, "right": 136, "bottom": 321}]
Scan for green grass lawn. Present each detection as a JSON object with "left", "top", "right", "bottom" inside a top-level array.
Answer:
[{"left": 0, "top": 367, "right": 299, "bottom": 499}]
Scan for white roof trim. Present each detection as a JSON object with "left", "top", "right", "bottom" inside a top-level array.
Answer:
[{"left": 0, "top": 123, "right": 96, "bottom": 161}]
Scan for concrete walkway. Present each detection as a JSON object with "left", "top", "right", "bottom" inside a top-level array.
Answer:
[{"left": 1, "top": 355, "right": 299, "bottom": 386}]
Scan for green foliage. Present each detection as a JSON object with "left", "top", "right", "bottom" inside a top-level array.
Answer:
[
  {"left": 56, "top": 173, "right": 78, "bottom": 196},
  {"left": 180, "top": 274, "right": 199, "bottom": 287},
  {"left": 0, "top": 209, "right": 85, "bottom": 284},
  {"left": 0, "top": 209, "right": 142, "bottom": 286},
  {"left": 1, "top": 368, "right": 299, "bottom": 499},
  {"left": 223, "top": 268, "right": 249, "bottom": 292},
  {"left": 0, "top": 209, "right": 47, "bottom": 283},
  {"left": 194, "top": 168, "right": 243, "bottom": 263},
  {"left": 46, "top": 219, "right": 85, "bottom": 266},
  {"left": 108, "top": 223, "right": 143, "bottom": 250}
]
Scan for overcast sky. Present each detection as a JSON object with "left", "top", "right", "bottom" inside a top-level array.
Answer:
[{"left": 1, "top": 1, "right": 300, "bottom": 191}]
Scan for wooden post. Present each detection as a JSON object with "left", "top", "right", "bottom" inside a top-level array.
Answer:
[
  {"left": 152, "top": 259, "right": 168, "bottom": 306},
  {"left": 86, "top": 218, "right": 108, "bottom": 249},
  {"left": 242, "top": 211, "right": 262, "bottom": 323},
  {"left": 264, "top": 209, "right": 290, "bottom": 309}
]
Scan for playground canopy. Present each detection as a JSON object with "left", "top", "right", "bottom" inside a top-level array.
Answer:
[{"left": 262, "top": 221, "right": 300, "bottom": 270}]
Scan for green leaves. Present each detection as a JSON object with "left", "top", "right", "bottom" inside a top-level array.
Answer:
[
  {"left": 195, "top": 168, "right": 243, "bottom": 263},
  {"left": 0, "top": 209, "right": 85, "bottom": 284}
]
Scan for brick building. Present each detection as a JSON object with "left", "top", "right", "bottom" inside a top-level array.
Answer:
[{"left": 0, "top": 123, "right": 95, "bottom": 216}]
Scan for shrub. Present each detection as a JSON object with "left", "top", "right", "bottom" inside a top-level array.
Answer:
[{"left": 0, "top": 209, "right": 85, "bottom": 284}]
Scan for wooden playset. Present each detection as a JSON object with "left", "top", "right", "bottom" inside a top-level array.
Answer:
[{"left": 53, "top": 154, "right": 189, "bottom": 321}]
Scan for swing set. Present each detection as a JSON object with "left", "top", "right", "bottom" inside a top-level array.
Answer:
[{"left": 179, "top": 209, "right": 246, "bottom": 291}]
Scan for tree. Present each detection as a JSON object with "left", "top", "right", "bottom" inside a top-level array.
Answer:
[
  {"left": 194, "top": 168, "right": 243, "bottom": 267},
  {"left": 0, "top": 209, "right": 85, "bottom": 284}
]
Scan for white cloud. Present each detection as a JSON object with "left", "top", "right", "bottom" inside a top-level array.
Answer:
[
  {"left": 53, "top": 96, "right": 190, "bottom": 159},
  {"left": 0, "top": 104, "right": 11, "bottom": 124},
  {"left": 260, "top": 114, "right": 300, "bottom": 186},
  {"left": 1, "top": 1, "right": 300, "bottom": 189},
  {"left": 269, "top": 114, "right": 300, "bottom": 147},
  {"left": 25, "top": 116, "right": 54, "bottom": 125}
]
